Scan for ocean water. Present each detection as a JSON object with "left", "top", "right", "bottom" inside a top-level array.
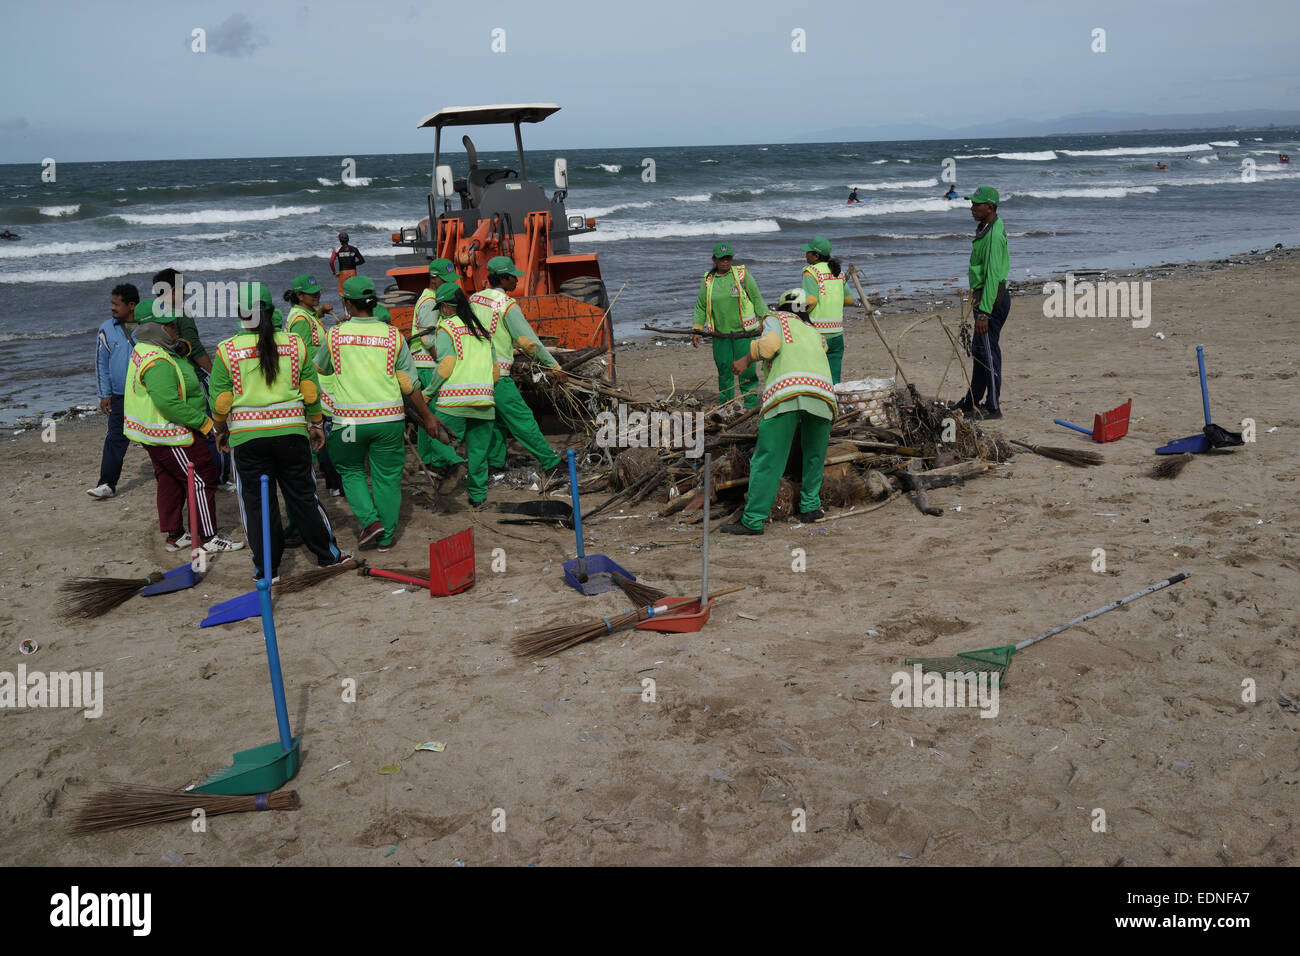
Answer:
[{"left": 1, "top": 129, "right": 1298, "bottom": 423}]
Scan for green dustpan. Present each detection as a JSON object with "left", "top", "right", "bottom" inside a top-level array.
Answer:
[{"left": 195, "top": 474, "right": 300, "bottom": 795}]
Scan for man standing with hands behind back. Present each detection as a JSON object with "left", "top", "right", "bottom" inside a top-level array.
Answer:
[
  {"left": 87, "top": 282, "right": 141, "bottom": 499},
  {"left": 959, "top": 186, "right": 1010, "bottom": 420}
]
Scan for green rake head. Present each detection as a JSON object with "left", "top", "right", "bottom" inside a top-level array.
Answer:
[{"left": 905, "top": 645, "right": 1017, "bottom": 684}]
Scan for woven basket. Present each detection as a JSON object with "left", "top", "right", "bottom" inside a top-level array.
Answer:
[{"left": 833, "top": 377, "right": 896, "bottom": 427}]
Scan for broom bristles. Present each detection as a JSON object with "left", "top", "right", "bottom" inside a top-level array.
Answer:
[
  {"left": 1149, "top": 454, "right": 1192, "bottom": 479},
  {"left": 1011, "top": 440, "right": 1104, "bottom": 468},
  {"left": 614, "top": 574, "right": 669, "bottom": 606},
  {"left": 56, "top": 572, "right": 168, "bottom": 620},
  {"left": 70, "top": 787, "right": 301, "bottom": 833},
  {"left": 276, "top": 557, "right": 364, "bottom": 594},
  {"left": 512, "top": 607, "right": 646, "bottom": 659}
]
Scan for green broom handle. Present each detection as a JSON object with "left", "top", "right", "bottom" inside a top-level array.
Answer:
[
  {"left": 1016, "top": 572, "right": 1190, "bottom": 652},
  {"left": 259, "top": 474, "right": 294, "bottom": 752}
]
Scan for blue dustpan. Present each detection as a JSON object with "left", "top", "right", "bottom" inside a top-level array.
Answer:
[
  {"left": 1156, "top": 345, "right": 1227, "bottom": 455},
  {"left": 201, "top": 590, "right": 261, "bottom": 627},
  {"left": 140, "top": 563, "right": 200, "bottom": 596},
  {"left": 561, "top": 449, "right": 634, "bottom": 595}
]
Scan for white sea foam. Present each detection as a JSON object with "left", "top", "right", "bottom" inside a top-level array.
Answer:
[
  {"left": 574, "top": 219, "right": 780, "bottom": 242},
  {"left": 317, "top": 177, "right": 336, "bottom": 186},
  {"left": 580, "top": 201, "right": 654, "bottom": 217},
  {"left": 995, "top": 151, "right": 1057, "bottom": 161},
  {"left": 359, "top": 220, "right": 410, "bottom": 232},
  {"left": 849, "top": 178, "right": 940, "bottom": 191},
  {"left": 0, "top": 250, "right": 316, "bottom": 285},
  {"left": 38, "top": 204, "right": 81, "bottom": 217},
  {"left": 1059, "top": 143, "right": 1214, "bottom": 157},
  {"left": 1208, "top": 141, "right": 1239, "bottom": 147},
  {"left": 671, "top": 193, "right": 711, "bottom": 202},
  {"left": 870, "top": 159, "right": 888, "bottom": 164},
  {"left": 118, "top": 205, "right": 322, "bottom": 225},
  {"left": 782, "top": 198, "right": 964, "bottom": 221},
  {"left": 0, "top": 240, "right": 130, "bottom": 259},
  {"left": 1007, "top": 186, "right": 1159, "bottom": 199}
]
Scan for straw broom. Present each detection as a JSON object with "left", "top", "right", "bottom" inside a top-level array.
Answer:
[
  {"left": 70, "top": 786, "right": 301, "bottom": 833},
  {"left": 614, "top": 573, "right": 670, "bottom": 606},
  {"left": 1149, "top": 454, "right": 1192, "bottom": 479},
  {"left": 56, "top": 571, "right": 169, "bottom": 620},
  {"left": 1005, "top": 438, "right": 1104, "bottom": 468},
  {"left": 513, "top": 586, "right": 746, "bottom": 659},
  {"left": 275, "top": 556, "right": 365, "bottom": 594}
]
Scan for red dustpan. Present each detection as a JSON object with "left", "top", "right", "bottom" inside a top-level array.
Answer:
[
  {"left": 358, "top": 527, "right": 475, "bottom": 596},
  {"left": 637, "top": 453, "right": 715, "bottom": 634},
  {"left": 1053, "top": 399, "right": 1131, "bottom": 443}
]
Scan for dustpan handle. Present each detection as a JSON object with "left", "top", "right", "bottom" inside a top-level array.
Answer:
[
  {"left": 567, "top": 448, "right": 584, "bottom": 560},
  {"left": 258, "top": 474, "right": 294, "bottom": 753},
  {"left": 1196, "top": 345, "right": 1212, "bottom": 426},
  {"left": 1053, "top": 419, "right": 1093, "bottom": 437},
  {"left": 701, "top": 454, "right": 710, "bottom": 603}
]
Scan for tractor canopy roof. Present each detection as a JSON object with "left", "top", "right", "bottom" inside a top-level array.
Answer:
[{"left": 416, "top": 103, "right": 560, "bottom": 130}]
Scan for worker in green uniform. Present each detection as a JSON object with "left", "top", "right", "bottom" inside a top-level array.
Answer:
[
  {"left": 409, "top": 258, "right": 468, "bottom": 476},
  {"left": 722, "top": 289, "right": 837, "bottom": 535},
  {"left": 692, "top": 242, "right": 767, "bottom": 408},
  {"left": 314, "top": 276, "right": 448, "bottom": 552},
  {"left": 282, "top": 273, "right": 343, "bottom": 499},
  {"left": 799, "top": 236, "right": 853, "bottom": 385},
  {"left": 958, "top": 185, "right": 1010, "bottom": 419},
  {"left": 211, "top": 282, "right": 345, "bottom": 579},
  {"left": 421, "top": 282, "right": 499, "bottom": 509},
  {"left": 469, "top": 256, "right": 568, "bottom": 484},
  {"left": 124, "top": 298, "right": 243, "bottom": 553}
]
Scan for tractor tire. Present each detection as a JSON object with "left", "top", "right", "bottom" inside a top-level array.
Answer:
[{"left": 558, "top": 276, "right": 610, "bottom": 313}]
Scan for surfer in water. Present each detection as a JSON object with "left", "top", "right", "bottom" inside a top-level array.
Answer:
[
  {"left": 847, "top": 187, "right": 861, "bottom": 204},
  {"left": 0, "top": 229, "right": 19, "bottom": 240},
  {"left": 943, "top": 184, "right": 959, "bottom": 200},
  {"left": 1154, "top": 162, "right": 1168, "bottom": 171}
]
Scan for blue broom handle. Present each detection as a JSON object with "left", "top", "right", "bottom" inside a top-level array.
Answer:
[
  {"left": 567, "top": 449, "right": 584, "bottom": 561},
  {"left": 258, "top": 474, "right": 294, "bottom": 753},
  {"left": 1197, "top": 345, "right": 1212, "bottom": 426},
  {"left": 1053, "top": 419, "right": 1093, "bottom": 436}
]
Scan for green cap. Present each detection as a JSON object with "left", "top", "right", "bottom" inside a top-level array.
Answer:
[
  {"left": 428, "top": 258, "right": 461, "bottom": 281},
  {"left": 292, "top": 273, "right": 323, "bottom": 294},
  {"left": 237, "top": 282, "right": 273, "bottom": 317},
  {"left": 134, "top": 298, "right": 170, "bottom": 323},
  {"left": 712, "top": 242, "right": 734, "bottom": 259},
  {"left": 341, "top": 275, "right": 376, "bottom": 299},
  {"left": 486, "top": 255, "right": 524, "bottom": 277},
  {"left": 965, "top": 186, "right": 1000, "bottom": 205},
  {"left": 272, "top": 307, "right": 284, "bottom": 329},
  {"left": 800, "top": 236, "right": 832, "bottom": 256},
  {"left": 434, "top": 282, "right": 462, "bottom": 304},
  {"left": 374, "top": 305, "right": 391, "bottom": 323}
]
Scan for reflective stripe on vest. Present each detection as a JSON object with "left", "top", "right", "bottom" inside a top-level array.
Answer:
[
  {"left": 123, "top": 345, "right": 193, "bottom": 446},
  {"left": 759, "top": 313, "right": 837, "bottom": 416},
  {"left": 803, "top": 262, "right": 845, "bottom": 335},
  {"left": 287, "top": 305, "right": 326, "bottom": 347},
  {"left": 704, "top": 265, "right": 760, "bottom": 333},
  {"left": 325, "top": 322, "right": 404, "bottom": 424},
  {"left": 410, "top": 288, "right": 438, "bottom": 355},
  {"left": 217, "top": 333, "right": 308, "bottom": 434},
  {"left": 435, "top": 315, "right": 495, "bottom": 411},
  {"left": 470, "top": 288, "right": 516, "bottom": 375}
]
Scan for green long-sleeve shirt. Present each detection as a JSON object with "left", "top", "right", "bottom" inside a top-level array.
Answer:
[
  {"left": 421, "top": 326, "right": 499, "bottom": 420},
  {"left": 500, "top": 301, "right": 558, "bottom": 368},
  {"left": 693, "top": 267, "right": 768, "bottom": 333},
  {"left": 142, "top": 353, "right": 211, "bottom": 433},
  {"left": 158, "top": 307, "right": 210, "bottom": 363},
  {"left": 968, "top": 216, "right": 1010, "bottom": 314},
  {"left": 209, "top": 337, "right": 324, "bottom": 447}
]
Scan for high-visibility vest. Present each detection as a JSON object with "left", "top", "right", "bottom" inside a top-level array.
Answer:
[
  {"left": 803, "top": 261, "right": 845, "bottom": 335},
  {"left": 123, "top": 344, "right": 194, "bottom": 446},
  {"left": 323, "top": 320, "right": 404, "bottom": 425},
  {"left": 470, "top": 287, "right": 517, "bottom": 376},
  {"left": 434, "top": 315, "right": 495, "bottom": 412},
  {"left": 703, "top": 265, "right": 760, "bottom": 333},
  {"left": 410, "top": 288, "right": 438, "bottom": 368},
  {"left": 286, "top": 304, "right": 327, "bottom": 348},
  {"left": 216, "top": 332, "right": 308, "bottom": 437},
  {"left": 759, "top": 313, "right": 837, "bottom": 417}
]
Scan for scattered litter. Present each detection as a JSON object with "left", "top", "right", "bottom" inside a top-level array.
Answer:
[
  {"left": 161, "top": 850, "right": 182, "bottom": 864},
  {"left": 324, "top": 761, "right": 351, "bottom": 775},
  {"left": 759, "top": 778, "right": 791, "bottom": 803},
  {"left": 1093, "top": 513, "right": 1118, "bottom": 517},
  {"left": 18, "top": 639, "right": 37, "bottom": 655},
  {"left": 706, "top": 768, "right": 735, "bottom": 783},
  {"left": 379, "top": 764, "right": 402, "bottom": 775},
  {"left": 1267, "top": 426, "right": 1278, "bottom": 433},
  {"left": 897, "top": 852, "right": 914, "bottom": 860},
  {"left": 391, "top": 589, "right": 406, "bottom": 595},
  {"left": 867, "top": 629, "right": 880, "bottom": 637},
  {"left": 506, "top": 598, "right": 519, "bottom": 604},
  {"left": 1170, "top": 761, "right": 1192, "bottom": 775},
  {"left": 868, "top": 720, "right": 882, "bottom": 728},
  {"left": 384, "top": 845, "right": 400, "bottom": 858},
  {"left": 736, "top": 612, "right": 758, "bottom": 621},
  {"left": 776, "top": 738, "right": 797, "bottom": 753},
  {"left": 408, "top": 741, "right": 445, "bottom": 756},
  {"left": 1155, "top": 332, "right": 1165, "bottom": 340},
  {"left": 579, "top": 731, "right": 604, "bottom": 742}
]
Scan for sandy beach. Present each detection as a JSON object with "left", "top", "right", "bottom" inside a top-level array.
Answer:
[{"left": 1, "top": 254, "right": 1296, "bottom": 867}]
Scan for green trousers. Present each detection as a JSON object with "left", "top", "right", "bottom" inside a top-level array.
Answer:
[
  {"left": 487, "top": 377, "right": 560, "bottom": 470},
  {"left": 416, "top": 367, "right": 467, "bottom": 468},
  {"left": 825, "top": 333, "right": 844, "bottom": 385},
  {"left": 327, "top": 420, "right": 404, "bottom": 546},
  {"left": 436, "top": 412, "right": 494, "bottom": 503},
  {"left": 741, "top": 409, "right": 833, "bottom": 530},
  {"left": 712, "top": 336, "right": 760, "bottom": 408}
]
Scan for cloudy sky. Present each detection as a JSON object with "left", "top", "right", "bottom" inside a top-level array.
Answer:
[{"left": 1, "top": 0, "right": 1296, "bottom": 162}]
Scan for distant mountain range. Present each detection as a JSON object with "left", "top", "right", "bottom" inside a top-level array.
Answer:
[{"left": 803, "top": 109, "right": 1300, "bottom": 143}]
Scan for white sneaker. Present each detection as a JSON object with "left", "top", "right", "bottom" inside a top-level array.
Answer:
[
  {"left": 203, "top": 534, "right": 246, "bottom": 553},
  {"left": 218, "top": 481, "right": 237, "bottom": 493},
  {"left": 164, "top": 532, "right": 192, "bottom": 552},
  {"left": 329, "top": 488, "right": 343, "bottom": 497},
  {"left": 87, "top": 484, "right": 115, "bottom": 499}
]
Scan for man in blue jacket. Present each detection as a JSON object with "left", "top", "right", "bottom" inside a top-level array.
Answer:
[{"left": 88, "top": 283, "right": 141, "bottom": 499}]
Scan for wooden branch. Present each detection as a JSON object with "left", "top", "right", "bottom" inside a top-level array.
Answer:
[{"left": 642, "top": 324, "right": 759, "bottom": 340}]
